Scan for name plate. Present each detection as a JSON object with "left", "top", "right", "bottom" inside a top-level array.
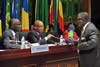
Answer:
[{"left": 31, "top": 45, "right": 49, "bottom": 53}]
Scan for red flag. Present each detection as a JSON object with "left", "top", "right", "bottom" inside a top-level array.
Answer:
[
  {"left": 58, "top": 0, "right": 64, "bottom": 32},
  {"left": 49, "top": 0, "right": 54, "bottom": 25},
  {"left": 21, "top": 0, "right": 29, "bottom": 32}
]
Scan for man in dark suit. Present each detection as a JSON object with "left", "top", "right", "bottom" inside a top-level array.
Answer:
[
  {"left": 26, "top": 20, "right": 54, "bottom": 45},
  {"left": 69, "top": 12, "right": 100, "bottom": 67},
  {"left": 2, "top": 18, "right": 22, "bottom": 49}
]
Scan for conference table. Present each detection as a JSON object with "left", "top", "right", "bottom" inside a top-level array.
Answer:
[{"left": 0, "top": 45, "right": 79, "bottom": 67}]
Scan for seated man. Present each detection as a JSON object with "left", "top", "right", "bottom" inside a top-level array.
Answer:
[
  {"left": 2, "top": 18, "right": 22, "bottom": 49},
  {"left": 26, "top": 20, "right": 54, "bottom": 45}
]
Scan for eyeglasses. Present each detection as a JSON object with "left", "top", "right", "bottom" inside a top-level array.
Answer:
[
  {"left": 16, "top": 24, "right": 21, "bottom": 25},
  {"left": 77, "top": 18, "right": 83, "bottom": 20},
  {"left": 35, "top": 25, "right": 44, "bottom": 28}
]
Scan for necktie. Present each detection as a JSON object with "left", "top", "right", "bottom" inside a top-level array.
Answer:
[
  {"left": 39, "top": 33, "right": 41, "bottom": 40},
  {"left": 15, "top": 33, "right": 18, "bottom": 44},
  {"left": 15, "top": 33, "right": 17, "bottom": 40}
]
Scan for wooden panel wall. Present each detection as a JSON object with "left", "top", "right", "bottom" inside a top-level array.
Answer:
[
  {"left": 81, "top": 0, "right": 88, "bottom": 12},
  {"left": 81, "top": 0, "right": 91, "bottom": 16}
]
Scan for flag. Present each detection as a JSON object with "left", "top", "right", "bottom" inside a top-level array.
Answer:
[
  {"left": 57, "top": 0, "right": 64, "bottom": 34},
  {"left": 35, "top": 0, "right": 49, "bottom": 32},
  {"left": 31, "top": 0, "right": 36, "bottom": 25},
  {"left": 35, "top": 0, "right": 40, "bottom": 20},
  {"left": 68, "top": 24, "right": 75, "bottom": 44},
  {"left": 44, "top": 0, "right": 49, "bottom": 32},
  {"left": 49, "top": 0, "right": 54, "bottom": 32},
  {"left": 35, "top": 0, "right": 43, "bottom": 21},
  {"left": 1, "top": 0, "right": 6, "bottom": 33},
  {"left": 11, "top": 0, "right": 20, "bottom": 19},
  {"left": 49, "top": 0, "right": 64, "bottom": 34},
  {"left": 40, "top": 0, "right": 43, "bottom": 21},
  {"left": 11, "top": 0, "right": 14, "bottom": 18},
  {"left": 5, "top": 0, "right": 10, "bottom": 30},
  {"left": 0, "top": 20, "right": 2, "bottom": 37},
  {"left": 49, "top": 0, "right": 58, "bottom": 32},
  {"left": 54, "top": 0, "right": 58, "bottom": 31},
  {"left": 21, "top": 0, "right": 29, "bottom": 32},
  {"left": 49, "top": 0, "right": 54, "bottom": 25}
]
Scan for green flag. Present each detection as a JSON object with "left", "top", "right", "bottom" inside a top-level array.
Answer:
[
  {"left": 54, "top": 0, "right": 58, "bottom": 32},
  {"left": 35, "top": 0, "right": 49, "bottom": 32},
  {"left": 41, "top": 0, "right": 44, "bottom": 23},
  {"left": 36, "top": 0, "right": 39, "bottom": 20},
  {"left": 5, "top": 0, "right": 10, "bottom": 30},
  {"left": 44, "top": 0, "right": 49, "bottom": 32}
]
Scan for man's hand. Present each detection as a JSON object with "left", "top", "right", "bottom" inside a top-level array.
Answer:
[
  {"left": 54, "top": 42, "right": 60, "bottom": 46},
  {"left": 25, "top": 42, "right": 32, "bottom": 48},
  {"left": 68, "top": 37, "right": 75, "bottom": 43},
  {"left": 46, "top": 34, "right": 54, "bottom": 39},
  {"left": 81, "top": 37, "right": 86, "bottom": 40}
]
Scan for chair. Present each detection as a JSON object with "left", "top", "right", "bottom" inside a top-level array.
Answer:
[
  {"left": 0, "top": 37, "right": 5, "bottom": 49},
  {"left": 16, "top": 32, "right": 29, "bottom": 41}
]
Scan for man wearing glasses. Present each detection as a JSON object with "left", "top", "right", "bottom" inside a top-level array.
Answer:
[
  {"left": 69, "top": 12, "right": 100, "bottom": 67},
  {"left": 2, "top": 18, "right": 22, "bottom": 49},
  {"left": 26, "top": 20, "right": 54, "bottom": 45}
]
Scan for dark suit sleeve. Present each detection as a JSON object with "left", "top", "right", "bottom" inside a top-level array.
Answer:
[
  {"left": 79, "top": 30, "right": 99, "bottom": 51},
  {"left": 3, "top": 31, "right": 20, "bottom": 49},
  {"left": 74, "top": 40, "right": 79, "bottom": 45},
  {"left": 26, "top": 31, "right": 47, "bottom": 45}
]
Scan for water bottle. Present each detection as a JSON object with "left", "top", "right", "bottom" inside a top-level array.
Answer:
[
  {"left": 60, "top": 35, "right": 64, "bottom": 45},
  {"left": 63, "top": 39, "right": 67, "bottom": 45},
  {"left": 21, "top": 36, "right": 25, "bottom": 49},
  {"left": 60, "top": 35, "right": 67, "bottom": 45}
]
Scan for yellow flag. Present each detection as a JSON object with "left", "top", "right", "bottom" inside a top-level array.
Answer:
[
  {"left": 21, "top": 0, "right": 29, "bottom": 32},
  {"left": 0, "top": 20, "right": 2, "bottom": 37}
]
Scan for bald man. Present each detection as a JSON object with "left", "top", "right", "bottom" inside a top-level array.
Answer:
[
  {"left": 26, "top": 20, "right": 54, "bottom": 45},
  {"left": 2, "top": 18, "right": 22, "bottom": 49}
]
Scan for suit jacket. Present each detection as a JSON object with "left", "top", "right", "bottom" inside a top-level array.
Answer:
[
  {"left": 26, "top": 29, "right": 48, "bottom": 45},
  {"left": 75, "top": 22, "right": 100, "bottom": 67},
  {"left": 2, "top": 29, "right": 21, "bottom": 49}
]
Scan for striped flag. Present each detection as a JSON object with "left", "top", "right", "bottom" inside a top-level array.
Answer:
[
  {"left": 21, "top": 0, "right": 29, "bottom": 32},
  {"left": 35, "top": 0, "right": 40, "bottom": 20},
  {"left": 5, "top": 0, "right": 10, "bottom": 30},
  {"left": 49, "top": 0, "right": 64, "bottom": 35},
  {"left": 44, "top": 0, "right": 49, "bottom": 32},
  {"left": 11, "top": 0, "right": 20, "bottom": 19},
  {"left": 49, "top": 0, "right": 54, "bottom": 25},
  {"left": 68, "top": 24, "right": 75, "bottom": 44},
  {"left": 0, "top": 20, "right": 2, "bottom": 37},
  {"left": 49, "top": 0, "right": 54, "bottom": 32},
  {"left": 58, "top": 0, "right": 64, "bottom": 32}
]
